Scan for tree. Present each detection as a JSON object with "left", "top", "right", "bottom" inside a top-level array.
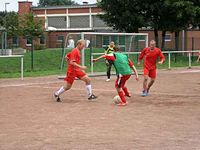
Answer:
[
  {"left": 98, "top": 0, "right": 147, "bottom": 33},
  {"left": 19, "top": 13, "right": 44, "bottom": 70},
  {"left": 98, "top": 0, "right": 198, "bottom": 50},
  {"left": 39, "top": 0, "right": 77, "bottom": 6},
  {"left": 190, "top": 0, "right": 200, "bottom": 29},
  {"left": 0, "top": 11, "right": 19, "bottom": 38},
  {"left": 5, "top": 12, "right": 19, "bottom": 38}
]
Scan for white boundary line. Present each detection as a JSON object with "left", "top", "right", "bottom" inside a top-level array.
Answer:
[{"left": 7, "top": 84, "right": 200, "bottom": 97}]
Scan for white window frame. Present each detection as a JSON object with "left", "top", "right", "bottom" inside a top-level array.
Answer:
[{"left": 165, "top": 34, "right": 172, "bottom": 42}]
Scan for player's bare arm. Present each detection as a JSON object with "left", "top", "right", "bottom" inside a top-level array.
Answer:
[
  {"left": 92, "top": 55, "right": 105, "bottom": 62},
  {"left": 132, "top": 65, "right": 139, "bottom": 81},
  {"left": 158, "top": 50, "right": 165, "bottom": 65}
]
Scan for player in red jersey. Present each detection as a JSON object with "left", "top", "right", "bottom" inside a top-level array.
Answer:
[
  {"left": 54, "top": 40, "right": 97, "bottom": 102},
  {"left": 138, "top": 40, "right": 165, "bottom": 97}
]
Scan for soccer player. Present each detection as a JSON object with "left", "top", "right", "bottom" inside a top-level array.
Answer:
[
  {"left": 54, "top": 40, "right": 97, "bottom": 102},
  {"left": 138, "top": 40, "right": 165, "bottom": 97},
  {"left": 93, "top": 47, "right": 139, "bottom": 106},
  {"left": 104, "top": 41, "right": 115, "bottom": 82}
]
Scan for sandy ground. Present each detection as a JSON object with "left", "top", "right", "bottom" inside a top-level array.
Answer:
[{"left": 0, "top": 67, "right": 200, "bottom": 150}]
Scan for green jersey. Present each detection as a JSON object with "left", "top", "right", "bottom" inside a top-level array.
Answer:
[{"left": 113, "top": 52, "right": 132, "bottom": 76}]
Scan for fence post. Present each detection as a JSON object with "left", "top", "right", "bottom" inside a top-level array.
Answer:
[
  {"left": 188, "top": 52, "right": 192, "bottom": 69},
  {"left": 91, "top": 54, "right": 94, "bottom": 75},
  {"left": 168, "top": 52, "right": 171, "bottom": 70},
  {"left": 61, "top": 38, "right": 65, "bottom": 69},
  {"left": 192, "top": 37, "right": 194, "bottom": 62},
  {"left": 31, "top": 37, "right": 34, "bottom": 70},
  {"left": 21, "top": 56, "right": 24, "bottom": 80}
]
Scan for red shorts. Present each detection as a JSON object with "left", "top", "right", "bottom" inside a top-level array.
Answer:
[
  {"left": 143, "top": 68, "right": 156, "bottom": 79},
  {"left": 115, "top": 75, "right": 131, "bottom": 88},
  {"left": 64, "top": 70, "right": 86, "bottom": 85}
]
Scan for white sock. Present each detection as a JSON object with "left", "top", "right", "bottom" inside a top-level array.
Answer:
[
  {"left": 86, "top": 85, "right": 92, "bottom": 96},
  {"left": 55, "top": 86, "right": 65, "bottom": 96}
]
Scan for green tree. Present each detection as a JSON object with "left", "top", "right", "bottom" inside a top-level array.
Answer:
[
  {"left": 98, "top": 0, "right": 198, "bottom": 50},
  {"left": 98, "top": 0, "right": 147, "bottom": 33},
  {"left": 39, "top": 0, "right": 77, "bottom": 6},
  {"left": 5, "top": 12, "right": 19, "bottom": 38},
  {"left": 0, "top": 11, "right": 19, "bottom": 38},
  {"left": 19, "top": 13, "right": 44, "bottom": 70}
]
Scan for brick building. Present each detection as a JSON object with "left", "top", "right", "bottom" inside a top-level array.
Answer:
[{"left": 17, "top": 1, "right": 200, "bottom": 51}]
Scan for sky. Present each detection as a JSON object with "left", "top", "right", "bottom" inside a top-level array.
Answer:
[{"left": 0, "top": 0, "right": 97, "bottom": 12}]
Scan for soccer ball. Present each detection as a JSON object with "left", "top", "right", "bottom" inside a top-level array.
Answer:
[{"left": 113, "top": 95, "right": 122, "bottom": 104}]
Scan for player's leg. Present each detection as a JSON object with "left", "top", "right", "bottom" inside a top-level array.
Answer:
[
  {"left": 141, "top": 68, "right": 149, "bottom": 97},
  {"left": 147, "top": 69, "right": 156, "bottom": 93},
  {"left": 122, "top": 75, "right": 131, "bottom": 97},
  {"left": 78, "top": 71, "right": 97, "bottom": 100},
  {"left": 54, "top": 73, "right": 74, "bottom": 102},
  {"left": 115, "top": 75, "right": 128, "bottom": 106},
  {"left": 106, "top": 60, "right": 113, "bottom": 81}
]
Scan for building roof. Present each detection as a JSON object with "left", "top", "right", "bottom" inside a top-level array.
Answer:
[{"left": 31, "top": 4, "right": 98, "bottom": 10}]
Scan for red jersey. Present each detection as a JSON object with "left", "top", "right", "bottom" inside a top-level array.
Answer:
[
  {"left": 66, "top": 48, "right": 81, "bottom": 72},
  {"left": 139, "top": 47, "right": 165, "bottom": 70}
]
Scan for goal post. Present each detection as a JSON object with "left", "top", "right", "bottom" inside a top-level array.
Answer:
[{"left": 61, "top": 32, "right": 149, "bottom": 76}]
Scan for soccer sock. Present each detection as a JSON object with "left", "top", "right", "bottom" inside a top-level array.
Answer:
[
  {"left": 118, "top": 91, "right": 126, "bottom": 103},
  {"left": 55, "top": 86, "right": 66, "bottom": 96},
  {"left": 123, "top": 87, "right": 130, "bottom": 96},
  {"left": 86, "top": 84, "right": 92, "bottom": 96}
]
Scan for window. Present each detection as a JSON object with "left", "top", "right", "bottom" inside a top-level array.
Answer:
[
  {"left": 12, "top": 36, "right": 18, "bottom": 46},
  {"left": 92, "top": 15, "right": 107, "bottom": 28},
  {"left": 137, "top": 35, "right": 146, "bottom": 42},
  {"left": 26, "top": 37, "right": 32, "bottom": 46},
  {"left": 40, "top": 36, "right": 46, "bottom": 45},
  {"left": 58, "top": 36, "right": 64, "bottom": 41},
  {"left": 48, "top": 16, "right": 67, "bottom": 29},
  {"left": 70, "top": 16, "right": 89, "bottom": 28},
  {"left": 165, "top": 34, "right": 172, "bottom": 42},
  {"left": 102, "top": 36, "right": 110, "bottom": 47}
]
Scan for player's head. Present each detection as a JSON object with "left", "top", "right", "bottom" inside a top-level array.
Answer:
[
  {"left": 109, "top": 41, "right": 115, "bottom": 48},
  {"left": 76, "top": 39, "right": 85, "bottom": 50},
  {"left": 150, "top": 40, "right": 156, "bottom": 50},
  {"left": 114, "top": 46, "right": 121, "bottom": 52}
]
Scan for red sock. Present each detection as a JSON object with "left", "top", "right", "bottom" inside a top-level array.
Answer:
[
  {"left": 118, "top": 91, "right": 126, "bottom": 103},
  {"left": 123, "top": 87, "right": 129, "bottom": 96}
]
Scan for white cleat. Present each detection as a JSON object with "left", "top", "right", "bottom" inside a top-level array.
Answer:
[{"left": 106, "top": 79, "right": 111, "bottom": 82}]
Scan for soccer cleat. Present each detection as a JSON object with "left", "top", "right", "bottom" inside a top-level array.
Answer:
[
  {"left": 141, "top": 90, "right": 148, "bottom": 97},
  {"left": 88, "top": 94, "right": 98, "bottom": 101},
  {"left": 106, "top": 79, "right": 111, "bottom": 82},
  {"left": 54, "top": 93, "right": 61, "bottom": 102},
  {"left": 125, "top": 94, "right": 131, "bottom": 98},
  {"left": 117, "top": 102, "right": 127, "bottom": 106}
]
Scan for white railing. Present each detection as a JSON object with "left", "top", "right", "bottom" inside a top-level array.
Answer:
[{"left": 91, "top": 50, "right": 200, "bottom": 74}]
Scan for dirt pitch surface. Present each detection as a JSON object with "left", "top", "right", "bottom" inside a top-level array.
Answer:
[{"left": 0, "top": 68, "right": 200, "bottom": 150}]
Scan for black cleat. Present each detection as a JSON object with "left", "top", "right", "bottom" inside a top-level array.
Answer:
[
  {"left": 54, "top": 93, "right": 61, "bottom": 102},
  {"left": 88, "top": 94, "right": 98, "bottom": 101}
]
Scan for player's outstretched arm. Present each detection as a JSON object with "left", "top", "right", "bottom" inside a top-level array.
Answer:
[
  {"left": 132, "top": 65, "right": 139, "bottom": 81},
  {"left": 128, "top": 59, "right": 139, "bottom": 81},
  {"left": 92, "top": 55, "right": 105, "bottom": 62}
]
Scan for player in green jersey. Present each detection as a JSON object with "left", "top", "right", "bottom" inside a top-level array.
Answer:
[{"left": 93, "top": 47, "right": 139, "bottom": 106}]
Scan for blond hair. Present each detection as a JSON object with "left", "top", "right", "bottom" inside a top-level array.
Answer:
[{"left": 76, "top": 39, "right": 85, "bottom": 46}]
